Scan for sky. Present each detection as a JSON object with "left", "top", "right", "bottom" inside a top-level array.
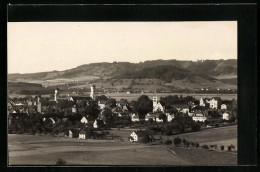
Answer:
[{"left": 8, "top": 21, "right": 237, "bottom": 74}]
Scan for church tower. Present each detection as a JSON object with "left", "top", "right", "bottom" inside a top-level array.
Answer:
[
  {"left": 54, "top": 87, "right": 60, "bottom": 103},
  {"left": 153, "top": 97, "right": 158, "bottom": 112},
  {"left": 153, "top": 97, "right": 158, "bottom": 107},
  {"left": 37, "top": 95, "right": 42, "bottom": 113},
  {"left": 153, "top": 89, "right": 158, "bottom": 112},
  {"left": 90, "top": 84, "right": 96, "bottom": 100}
]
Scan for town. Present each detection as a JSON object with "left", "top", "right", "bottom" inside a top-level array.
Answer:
[{"left": 8, "top": 84, "right": 237, "bottom": 144}]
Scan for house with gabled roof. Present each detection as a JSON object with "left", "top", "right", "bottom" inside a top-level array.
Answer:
[
  {"left": 222, "top": 111, "right": 230, "bottom": 120},
  {"left": 200, "top": 98, "right": 210, "bottom": 107},
  {"left": 78, "top": 131, "right": 86, "bottom": 139},
  {"left": 221, "top": 104, "right": 227, "bottom": 110},
  {"left": 153, "top": 97, "right": 165, "bottom": 113},
  {"left": 145, "top": 113, "right": 163, "bottom": 123},
  {"left": 174, "top": 104, "right": 190, "bottom": 114},
  {"left": 129, "top": 130, "right": 152, "bottom": 142},
  {"left": 130, "top": 113, "right": 139, "bottom": 122},
  {"left": 70, "top": 96, "right": 92, "bottom": 103},
  {"left": 166, "top": 113, "right": 175, "bottom": 122},
  {"left": 98, "top": 100, "right": 106, "bottom": 110},
  {"left": 80, "top": 116, "right": 88, "bottom": 124},
  {"left": 192, "top": 110, "right": 207, "bottom": 122}
]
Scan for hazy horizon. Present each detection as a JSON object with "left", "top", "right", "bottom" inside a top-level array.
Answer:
[{"left": 8, "top": 22, "right": 237, "bottom": 74}]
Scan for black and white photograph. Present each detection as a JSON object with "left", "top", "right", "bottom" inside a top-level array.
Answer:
[{"left": 7, "top": 20, "right": 239, "bottom": 166}]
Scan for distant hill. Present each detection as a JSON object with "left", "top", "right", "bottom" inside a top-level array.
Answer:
[
  {"left": 8, "top": 59, "right": 236, "bottom": 80},
  {"left": 8, "top": 59, "right": 237, "bottom": 92}
]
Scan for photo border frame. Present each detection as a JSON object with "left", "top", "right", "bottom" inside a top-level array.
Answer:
[{"left": 0, "top": 1, "right": 257, "bottom": 171}]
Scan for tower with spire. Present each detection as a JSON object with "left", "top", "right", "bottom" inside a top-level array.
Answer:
[
  {"left": 37, "top": 95, "right": 42, "bottom": 113},
  {"left": 90, "top": 84, "right": 96, "bottom": 100},
  {"left": 153, "top": 89, "right": 158, "bottom": 112},
  {"left": 54, "top": 87, "right": 60, "bottom": 103}
]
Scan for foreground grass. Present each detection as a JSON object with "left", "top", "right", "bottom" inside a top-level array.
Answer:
[
  {"left": 170, "top": 146, "right": 237, "bottom": 165},
  {"left": 165, "top": 125, "right": 237, "bottom": 144},
  {"left": 9, "top": 146, "right": 191, "bottom": 165},
  {"left": 8, "top": 126, "right": 237, "bottom": 165}
]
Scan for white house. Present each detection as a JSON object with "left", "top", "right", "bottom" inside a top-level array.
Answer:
[
  {"left": 72, "top": 105, "right": 77, "bottom": 113},
  {"left": 68, "top": 130, "right": 73, "bottom": 138},
  {"left": 153, "top": 97, "right": 164, "bottom": 113},
  {"left": 118, "top": 113, "right": 122, "bottom": 117},
  {"left": 145, "top": 113, "right": 164, "bottom": 123},
  {"left": 174, "top": 104, "right": 190, "bottom": 114},
  {"left": 98, "top": 101, "right": 106, "bottom": 110},
  {"left": 156, "top": 117, "right": 164, "bottom": 123},
  {"left": 145, "top": 113, "right": 154, "bottom": 121},
  {"left": 200, "top": 98, "right": 210, "bottom": 107},
  {"left": 129, "top": 130, "right": 151, "bottom": 142},
  {"left": 188, "top": 112, "right": 194, "bottom": 117},
  {"left": 192, "top": 116, "right": 207, "bottom": 122},
  {"left": 222, "top": 112, "right": 230, "bottom": 120},
  {"left": 192, "top": 112, "right": 207, "bottom": 122},
  {"left": 166, "top": 113, "right": 175, "bottom": 122},
  {"left": 78, "top": 131, "right": 86, "bottom": 139},
  {"left": 122, "top": 105, "right": 129, "bottom": 112},
  {"left": 93, "top": 120, "right": 98, "bottom": 128},
  {"left": 81, "top": 116, "right": 88, "bottom": 124},
  {"left": 209, "top": 97, "right": 222, "bottom": 109},
  {"left": 129, "top": 131, "right": 138, "bottom": 142},
  {"left": 221, "top": 104, "right": 227, "bottom": 110},
  {"left": 131, "top": 113, "right": 140, "bottom": 122}
]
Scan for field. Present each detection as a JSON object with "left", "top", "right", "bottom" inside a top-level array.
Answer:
[
  {"left": 8, "top": 135, "right": 191, "bottom": 165},
  {"left": 104, "top": 93, "right": 237, "bottom": 101},
  {"left": 166, "top": 125, "right": 237, "bottom": 150},
  {"left": 8, "top": 126, "right": 237, "bottom": 165}
]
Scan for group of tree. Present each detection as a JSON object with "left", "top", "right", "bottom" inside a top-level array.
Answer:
[
  {"left": 160, "top": 95, "right": 196, "bottom": 109},
  {"left": 8, "top": 113, "right": 52, "bottom": 134},
  {"left": 132, "top": 95, "right": 153, "bottom": 119},
  {"left": 146, "top": 113, "right": 201, "bottom": 135}
]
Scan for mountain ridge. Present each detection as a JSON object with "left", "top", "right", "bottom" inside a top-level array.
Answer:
[{"left": 8, "top": 59, "right": 237, "bottom": 83}]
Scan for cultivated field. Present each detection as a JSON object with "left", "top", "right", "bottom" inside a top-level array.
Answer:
[
  {"left": 8, "top": 134, "right": 190, "bottom": 165},
  {"left": 167, "top": 125, "right": 237, "bottom": 149},
  {"left": 8, "top": 126, "right": 237, "bottom": 165},
  {"left": 104, "top": 93, "right": 237, "bottom": 101}
]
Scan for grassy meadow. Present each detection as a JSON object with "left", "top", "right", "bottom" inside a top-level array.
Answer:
[{"left": 8, "top": 126, "right": 237, "bottom": 165}]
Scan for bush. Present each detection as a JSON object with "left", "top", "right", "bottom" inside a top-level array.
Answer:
[
  {"left": 210, "top": 145, "right": 215, "bottom": 149},
  {"left": 191, "top": 123, "right": 201, "bottom": 131},
  {"left": 140, "top": 135, "right": 152, "bottom": 143},
  {"left": 228, "top": 146, "right": 232, "bottom": 151},
  {"left": 164, "top": 139, "right": 172, "bottom": 145},
  {"left": 173, "top": 137, "right": 182, "bottom": 146},
  {"left": 148, "top": 118, "right": 154, "bottom": 125},
  {"left": 220, "top": 145, "right": 224, "bottom": 151},
  {"left": 202, "top": 145, "right": 209, "bottom": 149},
  {"left": 128, "top": 136, "right": 134, "bottom": 141},
  {"left": 195, "top": 143, "right": 200, "bottom": 148},
  {"left": 55, "top": 158, "right": 67, "bottom": 165},
  {"left": 183, "top": 138, "right": 187, "bottom": 145},
  {"left": 164, "top": 128, "right": 173, "bottom": 135},
  {"left": 230, "top": 144, "right": 235, "bottom": 149},
  {"left": 190, "top": 142, "right": 195, "bottom": 147}
]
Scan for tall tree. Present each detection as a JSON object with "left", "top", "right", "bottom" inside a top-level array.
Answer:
[
  {"left": 105, "top": 98, "right": 117, "bottom": 108},
  {"left": 96, "top": 95, "right": 109, "bottom": 102},
  {"left": 84, "top": 103, "right": 100, "bottom": 120},
  {"left": 134, "top": 95, "right": 153, "bottom": 119}
]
